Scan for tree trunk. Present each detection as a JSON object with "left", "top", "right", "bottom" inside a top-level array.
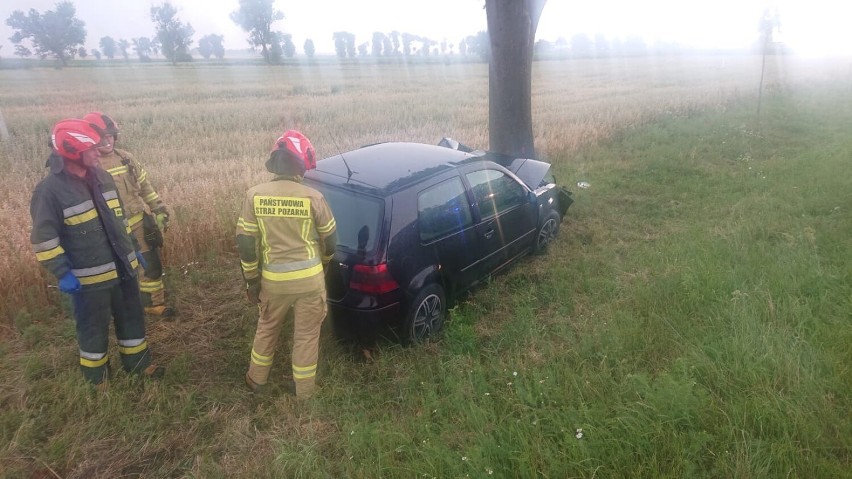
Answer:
[{"left": 485, "top": 0, "right": 546, "bottom": 159}]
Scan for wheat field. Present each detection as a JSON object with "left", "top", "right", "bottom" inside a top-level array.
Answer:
[
  {"left": 1, "top": 54, "right": 851, "bottom": 477},
  {"left": 0, "top": 54, "right": 845, "bottom": 322}
]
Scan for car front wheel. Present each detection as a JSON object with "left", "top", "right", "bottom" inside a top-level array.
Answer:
[
  {"left": 534, "top": 210, "right": 561, "bottom": 255},
  {"left": 402, "top": 284, "right": 446, "bottom": 345}
]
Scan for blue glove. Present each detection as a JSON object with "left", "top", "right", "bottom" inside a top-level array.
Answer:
[
  {"left": 135, "top": 251, "right": 148, "bottom": 270},
  {"left": 58, "top": 272, "right": 81, "bottom": 294}
]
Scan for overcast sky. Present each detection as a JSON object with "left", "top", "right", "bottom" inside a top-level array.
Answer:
[{"left": 1, "top": 0, "right": 850, "bottom": 56}]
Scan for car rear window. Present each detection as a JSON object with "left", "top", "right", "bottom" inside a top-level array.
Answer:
[{"left": 308, "top": 184, "right": 383, "bottom": 253}]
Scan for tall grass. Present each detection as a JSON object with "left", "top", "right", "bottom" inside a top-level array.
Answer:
[{"left": 0, "top": 55, "right": 850, "bottom": 477}]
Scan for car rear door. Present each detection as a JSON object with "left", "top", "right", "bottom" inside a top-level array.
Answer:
[{"left": 462, "top": 165, "right": 537, "bottom": 276}]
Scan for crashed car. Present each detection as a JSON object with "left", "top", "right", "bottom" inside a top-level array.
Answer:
[{"left": 302, "top": 139, "right": 573, "bottom": 344}]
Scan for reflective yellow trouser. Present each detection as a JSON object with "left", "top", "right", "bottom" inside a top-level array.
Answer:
[
  {"left": 130, "top": 220, "right": 166, "bottom": 307},
  {"left": 247, "top": 286, "right": 326, "bottom": 397}
]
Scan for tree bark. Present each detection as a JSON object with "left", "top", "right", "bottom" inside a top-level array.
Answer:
[{"left": 485, "top": 0, "right": 546, "bottom": 158}]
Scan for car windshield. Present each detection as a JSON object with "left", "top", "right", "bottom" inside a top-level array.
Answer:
[{"left": 308, "top": 183, "right": 383, "bottom": 253}]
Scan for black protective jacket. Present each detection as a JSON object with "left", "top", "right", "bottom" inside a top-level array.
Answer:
[{"left": 30, "top": 154, "right": 140, "bottom": 291}]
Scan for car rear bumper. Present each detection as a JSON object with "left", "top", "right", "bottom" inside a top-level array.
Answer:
[{"left": 327, "top": 300, "right": 401, "bottom": 325}]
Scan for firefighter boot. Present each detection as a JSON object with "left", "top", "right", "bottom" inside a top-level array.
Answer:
[
  {"left": 143, "top": 364, "right": 166, "bottom": 379},
  {"left": 141, "top": 284, "right": 175, "bottom": 318},
  {"left": 144, "top": 305, "right": 175, "bottom": 318},
  {"left": 245, "top": 372, "right": 266, "bottom": 394},
  {"left": 120, "top": 345, "right": 164, "bottom": 380},
  {"left": 81, "top": 359, "right": 111, "bottom": 386},
  {"left": 139, "top": 254, "right": 174, "bottom": 317}
]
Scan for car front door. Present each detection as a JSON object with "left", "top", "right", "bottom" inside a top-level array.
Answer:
[
  {"left": 464, "top": 166, "right": 537, "bottom": 277},
  {"left": 416, "top": 175, "right": 482, "bottom": 294}
]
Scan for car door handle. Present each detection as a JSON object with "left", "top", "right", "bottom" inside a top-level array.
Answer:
[{"left": 484, "top": 229, "right": 495, "bottom": 239}]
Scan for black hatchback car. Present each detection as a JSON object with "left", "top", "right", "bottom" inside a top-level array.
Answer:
[{"left": 303, "top": 140, "right": 572, "bottom": 344}]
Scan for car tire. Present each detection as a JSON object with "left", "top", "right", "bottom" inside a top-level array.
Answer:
[
  {"left": 402, "top": 283, "right": 446, "bottom": 345},
  {"left": 534, "top": 210, "right": 561, "bottom": 255}
]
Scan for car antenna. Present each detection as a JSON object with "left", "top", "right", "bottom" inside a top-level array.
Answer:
[{"left": 329, "top": 134, "right": 356, "bottom": 182}]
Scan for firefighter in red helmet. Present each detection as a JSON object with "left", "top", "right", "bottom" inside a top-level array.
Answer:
[
  {"left": 83, "top": 111, "right": 174, "bottom": 318},
  {"left": 30, "top": 119, "right": 164, "bottom": 386},
  {"left": 236, "top": 130, "right": 337, "bottom": 398}
]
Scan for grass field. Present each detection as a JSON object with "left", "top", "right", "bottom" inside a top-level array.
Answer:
[{"left": 1, "top": 54, "right": 850, "bottom": 477}]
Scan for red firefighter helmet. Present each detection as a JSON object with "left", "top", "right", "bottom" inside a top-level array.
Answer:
[
  {"left": 273, "top": 130, "right": 316, "bottom": 171},
  {"left": 83, "top": 111, "right": 120, "bottom": 137},
  {"left": 51, "top": 119, "right": 104, "bottom": 161}
]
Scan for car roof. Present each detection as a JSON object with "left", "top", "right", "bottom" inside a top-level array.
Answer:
[{"left": 306, "top": 142, "right": 478, "bottom": 195}]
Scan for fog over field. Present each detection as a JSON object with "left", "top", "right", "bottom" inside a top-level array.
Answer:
[{"left": 2, "top": 0, "right": 850, "bottom": 56}]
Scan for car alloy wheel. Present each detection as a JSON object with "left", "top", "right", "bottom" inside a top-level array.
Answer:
[
  {"left": 405, "top": 284, "right": 445, "bottom": 344},
  {"left": 534, "top": 210, "right": 561, "bottom": 254}
]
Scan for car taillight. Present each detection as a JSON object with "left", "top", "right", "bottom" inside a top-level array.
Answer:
[{"left": 349, "top": 263, "right": 399, "bottom": 295}]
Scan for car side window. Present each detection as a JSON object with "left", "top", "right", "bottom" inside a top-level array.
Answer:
[
  {"left": 418, "top": 176, "right": 474, "bottom": 242},
  {"left": 465, "top": 169, "right": 527, "bottom": 219}
]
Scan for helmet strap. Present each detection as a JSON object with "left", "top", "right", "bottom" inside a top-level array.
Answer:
[{"left": 62, "top": 157, "right": 88, "bottom": 178}]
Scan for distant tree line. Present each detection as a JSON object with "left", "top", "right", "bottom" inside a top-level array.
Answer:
[
  {"left": 533, "top": 33, "right": 653, "bottom": 58},
  {"left": 3, "top": 0, "right": 497, "bottom": 67},
  {"left": 3, "top": 0, "right": 776, "bottom": 68}
]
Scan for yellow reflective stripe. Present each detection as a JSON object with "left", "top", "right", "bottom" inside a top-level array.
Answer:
[
  {"left": 144, "top": 192, "right": 159, "bottom": 203},
  {"left": 261, "top": 262, "right": 323, "bottom": 281},
  {"left": 251, "top": 349, "right": 273, "bottom": 367},
  {"left": 322, "top": 253, "right": 334, "bottom": 263},
  {"left": 292, "top": 363, "right": 317, "bottom": 379},
  {"left": 302, "top": 219, "right": 316, "bottom": 259},
  {"left": 106, "top": 199, "right": 121, "bottom": 209},
  {"left": 317, "top": 217, "right": 336, "bottom": 234},
  {"left": 77, "top": 270, "right": 118, "bottom": 285},
  {"left": 139, "top": 280, "right": 164, "bottom": 293},
  {"left": 258, "top": 220, "right": 271, "bottom": 265},
  {"left": 241, "top": 259, "right": 258, "bottom": 271},
  {"left": 36, "top": 246, "right": 65, "bottom": 261},
  {"left": 130, "top": 258, "right": 139, "bottom": 270},
  {"left": 137, "top": 169, "right": 148, "bottom": 182},
  {"left": 80, "top": 355, "right": 109, "bottom": 368},
  {"left": 237, "top": 217, "right": 258, "bottom": 232},
  {"left": 107, "top": 165, "right": 128, "bottom": 176},
  {"left": 64, "top": 209, "right": 98, "bottom": 225},
  {"left": 118, "top": 341, "right": 148, "bottom": 355},
  {"left": 128, "top": 212, "right": 144, "bottom": 227}
]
